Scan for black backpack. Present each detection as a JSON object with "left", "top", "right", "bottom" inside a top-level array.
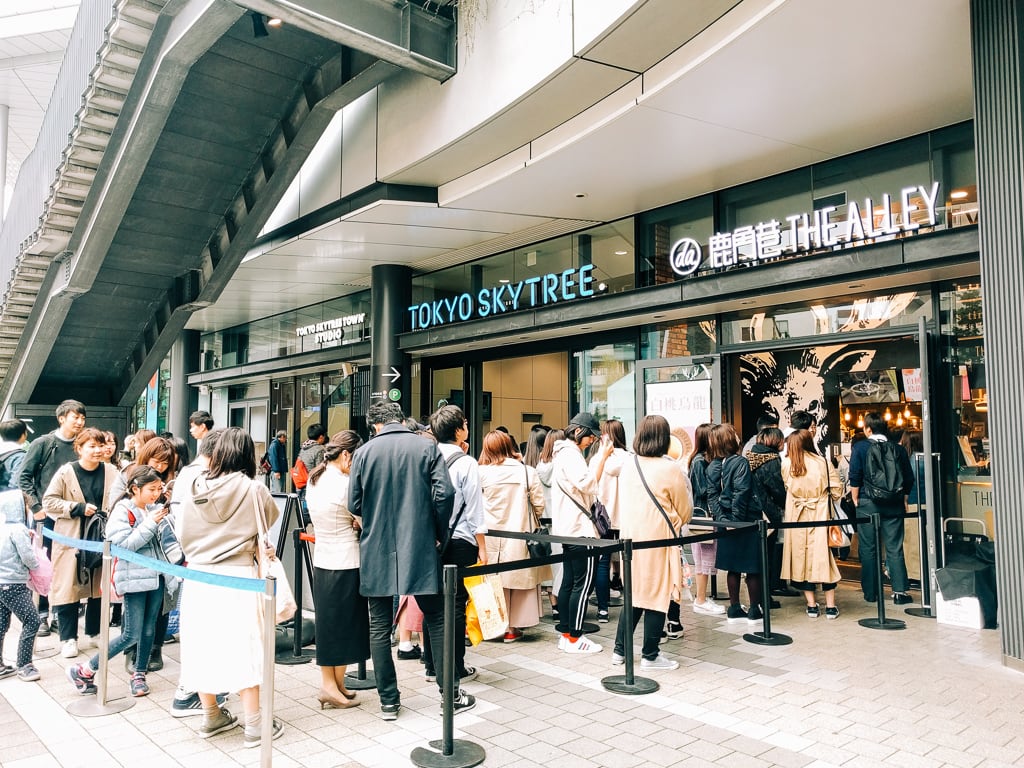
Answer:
[
  {"left": 76, "top": 512, "right": 107, "bottom": 584},
  {"left": 862, "top": 440, "right": 905, "bottom": 502}
]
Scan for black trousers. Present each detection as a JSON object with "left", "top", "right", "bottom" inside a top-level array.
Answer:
[{"left": 422, "top": 537, "right": 477, "bottom": 686}]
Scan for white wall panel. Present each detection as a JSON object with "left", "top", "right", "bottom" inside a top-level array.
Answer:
[
  {"left": 376, "top": 0, "right": 575, "bottom": 181},
  {"left": 572, "top": 0, "right": 640, "bottom": 54},
  {"left": 341, "top": 89, "right": 377, "bottom": 198},
  {"left": 298, "top": 109, "right": 343, "bottom": 217}
]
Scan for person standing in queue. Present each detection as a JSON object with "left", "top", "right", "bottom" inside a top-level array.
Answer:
[
  {"left": 17, "top": 399, "right": 87, "bottom": 638},
  {"left": 550, "top": 413, "right": 614, "bottom": 654},
  {"left": 349, "top": 401, "right": 474, "bottom": 721}
]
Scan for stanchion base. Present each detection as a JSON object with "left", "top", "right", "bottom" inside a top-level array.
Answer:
[
  {"left": 410, "top": 738, "right": 486, "bottom": 768},
  {"left": 275, "top": 649, "right": 315, "bottom": 665},
  {"left": 743, "top": 631, "right": 793, "bottom": 646},
  {"left": 67, "top": 696, "right": 136, "bottom": 717},
  {"left": 904, "top": 607, "right": 935, "bottom": 619},
  {"left": 344, "top": 671, "right": 377, "bottom": 690},
  {"left": 581, "top": 622, "right": 600, "bottom": 634},
  {"left": 601, "top": 674, "right": 659, "bottom": 695},
  {"left": 858, "top": 617, "right": 906, "bottom": 630},
  {"left": 33, "top": 646, "right": 59, "bottom": 660}
]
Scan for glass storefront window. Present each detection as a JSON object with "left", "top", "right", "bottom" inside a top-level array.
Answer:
[
  {"left": 200, "top": 291, "right": 370, "bottom": 371},
  {"left": 637, "top": 195, "right": 714, "bottom": 285},
  {"left": 640, "top": 319, "right": 717, "bottom": 359},
  {"left": 721, "top": 290, "right": 932, "bottom": 345},
  {"left": 941, "top": 282, "right": 988, "bottom": 475},
  {"left": 573, "top": 341, "right": 637, "bottom": 441}
]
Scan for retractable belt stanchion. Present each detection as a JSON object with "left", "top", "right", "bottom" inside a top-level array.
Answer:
[
  {"left": 858, "top": 512, "right": 906, "bottom": 631},
  {"left": 602, "top": 539, "right": 658, "bottom": 695},
  {"left": 743, "top": 520, "right": 792, "bottom": 647},
  {"left": 905, "top": 454, "right": 937, "bottom": 620},
  {"left": 68, "top": 540, "right": 136, "bottom": 717},
  {"left": 411, "top": 564, "right": 486, "bottom": 768},
  {"left": 277, "top": 529, "right": 314, "bottom": 664}
]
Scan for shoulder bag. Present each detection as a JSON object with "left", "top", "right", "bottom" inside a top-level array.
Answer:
[
  {"left": 437, "top": 452, "right": 469, "bottom": 556},
  {"left": 825, "top": 464, "right": 851, "bottom": 549},
  {"left": 557, "top": 479, "right": 611, "bottom": 537},
  {"left": 251, "top": 483, "right": 297, "bottom": 624},
  {"left": 525, "top": 464, "right": 551, "bottom": 559}
]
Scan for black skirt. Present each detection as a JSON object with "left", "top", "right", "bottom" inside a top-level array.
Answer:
[
  {"left": 312, "top": 566, "right": 370, "bottom": 667},
  {"left": 714, "top": 525, "right": 761, "bottom": 574}
]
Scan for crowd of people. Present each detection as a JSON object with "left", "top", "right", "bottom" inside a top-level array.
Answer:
[{"left": 0, "top": 397, "right": 916, "bottom": 739}]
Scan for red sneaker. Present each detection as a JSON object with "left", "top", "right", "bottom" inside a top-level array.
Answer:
[{"left": 503, "top": 628, "right": 523, "bottom": 643}]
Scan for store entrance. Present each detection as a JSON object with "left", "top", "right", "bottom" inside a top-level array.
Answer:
[
  {"left": 731, "top": 333, "right": 935, "bottom": 588},
  {"left": 426, "top": 352, "right": 570, "bottom": 448}
]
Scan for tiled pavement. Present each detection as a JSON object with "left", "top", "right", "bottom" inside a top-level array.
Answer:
[{"left": 2, "top": 584, "right": 1022, "bottom": 768}]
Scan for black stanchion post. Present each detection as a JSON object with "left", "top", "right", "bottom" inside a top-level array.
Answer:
[
  {"left": 411, "top": 564, "right": 485, "bottom": 768},
  {"left": 277, "top": 528, "right": 314, "bottom": 664},
  {"left": 858, "top": 512, "right": 906, "bottom": 631},
  {"left": 744, "top": 520, "right": 792, "bottom": 647},
  {"left": 602, "top": 539, "right": 658, "bottom": 695}
]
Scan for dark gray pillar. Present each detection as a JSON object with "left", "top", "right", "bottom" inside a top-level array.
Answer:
[
  {"left": 370, "top": 264, "right": 412, "bottom": 415},
  {"left": 168, "top": 330, "right": 201, "bottom": 448},
  {"left": 971, "top": 0, "right": 1024, "bottom": 671}
]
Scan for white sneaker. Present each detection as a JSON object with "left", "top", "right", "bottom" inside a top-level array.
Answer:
[
  {"left": 611, "top": 652, "right": 624, "bottom": 666},
  {"left": 61, "top": 639, "right": 79, "bottom": 658},
  {"left": 640, "top": 654, "right": 679, "bottom": 670},
  {"left": 557, "top": 635, "right": 567, "bottom": 651},
  {"left": 693, "top": 599, "right": 726, "bottom": 615},
  {"left": 78, "top": 635, "right": 98, "bottom": 650},
  {"left": 562, "top": 635, "right": 602, "bottom": 654}
]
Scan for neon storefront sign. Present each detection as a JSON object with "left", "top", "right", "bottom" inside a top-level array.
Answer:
[{"left": 670, "top": 182, "right": 941, "bottom": 277}]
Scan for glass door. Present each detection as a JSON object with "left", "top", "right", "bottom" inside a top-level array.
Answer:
[
  {"left": 228, "top": 400, "right": 269, "bottom": 470},
  {"left": 635, "top": 355, "right": 721, "bottom": 452}
]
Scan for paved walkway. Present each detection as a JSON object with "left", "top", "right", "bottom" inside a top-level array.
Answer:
[{"left": 2, "top": 584, "right": 1021, "bottom": 768}]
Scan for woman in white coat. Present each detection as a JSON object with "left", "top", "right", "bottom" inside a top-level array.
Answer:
[{"left": 478, "top": 431, "right": 550, "bottom": 642}]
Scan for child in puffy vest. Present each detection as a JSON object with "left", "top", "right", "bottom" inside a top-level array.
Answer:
[
  {"left": 67, "top": 465, "right": 170, "bottom": 698},
  {"left": 0, "top": 490, "right": 42, "bottom": 682}
]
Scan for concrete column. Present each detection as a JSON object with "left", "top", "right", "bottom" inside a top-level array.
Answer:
[
  {"left": 370, "top": 264, "right": 411, "bottom": 414},
  {"left": 0, "top": 103, "right": 8, "bottom": 220},
  {"left": 167, "top": 330, "right": 201, "bottom": 448},
  {"left": 970, "top": 0, "right": 1024, "bottom": 670}
]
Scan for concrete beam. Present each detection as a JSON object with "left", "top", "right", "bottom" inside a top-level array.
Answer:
[{"left": 235, "top": 0, "right": 455, "bottom": 81}]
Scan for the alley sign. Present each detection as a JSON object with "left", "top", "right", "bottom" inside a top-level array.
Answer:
[{"left": 670, "top": 182, "right": 941, "bottom": 277}]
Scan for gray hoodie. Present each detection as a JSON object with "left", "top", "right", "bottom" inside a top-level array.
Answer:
[{"left": 0, "top": 490, "right": 37, "bottom": 584}]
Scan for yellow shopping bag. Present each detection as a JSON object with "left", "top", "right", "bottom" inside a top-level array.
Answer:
[{"left": 464, "top": 567, "right": 508, "bottom": 641}]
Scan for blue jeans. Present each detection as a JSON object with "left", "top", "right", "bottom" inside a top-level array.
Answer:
[
  {"left": 90, "top": 586, "right": 162, "bottom": 673},
  {"left": 857, "top": 501, "right": 908, "bottom": 598}
]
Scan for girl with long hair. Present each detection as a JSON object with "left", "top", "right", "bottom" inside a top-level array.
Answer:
[{"left": 687, "top": 423, "right": 724, "bottom": 615}]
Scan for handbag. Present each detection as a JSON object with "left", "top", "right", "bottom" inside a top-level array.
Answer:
[
  {"left": 27, "top": 529, "right": 52, "bottom": 596},
  {"left": 825, "top": 470, "right": 851, "bottom": 549},
  {"left": 558, "top": 481, "right": 611, "bottom": 537},
  {"left": 524, "top": 465, "right": 552, "bottom": 559},
  {"left": 251, "top": 484, "right": 297, "bottom": 624}
]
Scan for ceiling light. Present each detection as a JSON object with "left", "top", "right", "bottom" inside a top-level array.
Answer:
[
  {"left": 580, "top": 326, "right": 591, "bottom": 331},
  {"left": 652, "top": 314, "right": 665, "bottom": 320},
  {"left": 574, "top": 193, "right": 587, "bottom": 199},
  {"left": 499, "top": 279, "right": 510, "bottom": 284},
  {"left": 251, "top": 11, "right": 269, "bottom": 37},
  {"left": 951, "top": 190, "right": 969, "bottom": 200},
  {"left": 614, "top": 250, "right": 628, "bottom": 256},
  {"left": 267, "top": 16, "right": 283, "bottom": 27},
  {"left": 848, "top": 283, "right": 864, "bottom": 289}
]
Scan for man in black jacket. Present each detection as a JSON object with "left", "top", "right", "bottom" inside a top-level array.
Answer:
[
  {"left": 17, "top": 399, "right": 86, "bottom": 636},
  {"left": 348, "top": 401, "right": 467, "bottom": 721},
  {"left": 849, "top": 412, "right": 916, "bottom": 605}
]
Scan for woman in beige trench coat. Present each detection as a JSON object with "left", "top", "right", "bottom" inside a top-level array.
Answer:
[
  {"left": 43, "top": 427, "right": 119, "bottom": 657},
  {"left": 780, "top": 429, "right": 843, "bottom": 619},
  {"left": 612, "top": 415, "right": 692, "bottom": 670},
  {"left": 478, "top": 431, "right": 550, "bottom": 642}
]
